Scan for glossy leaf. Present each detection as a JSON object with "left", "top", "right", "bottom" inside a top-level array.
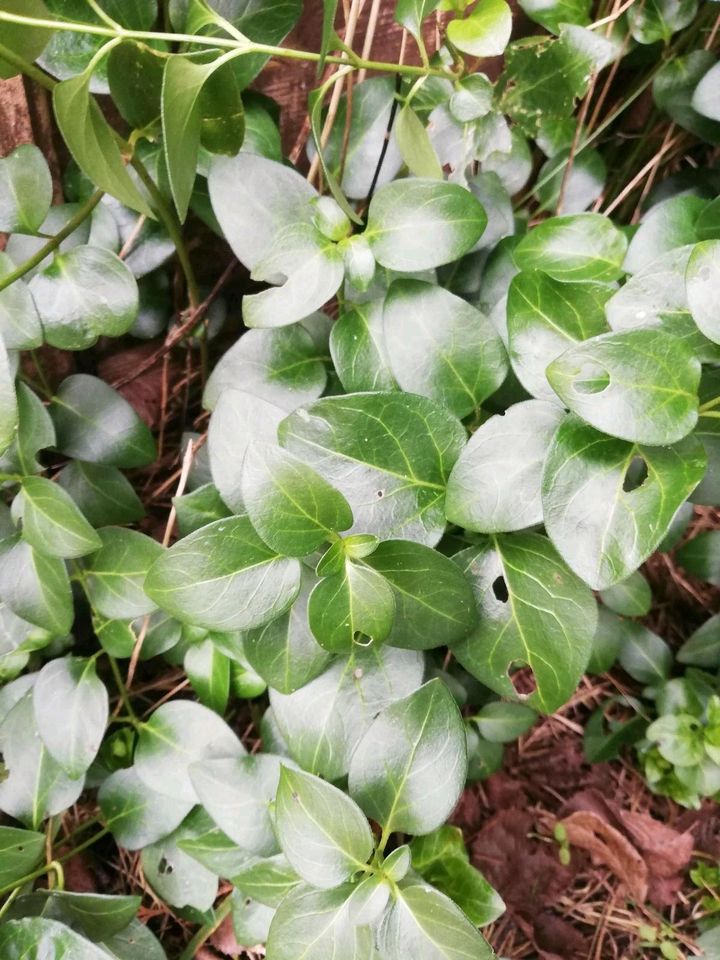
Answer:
[
  {"left": 50, "top": 375, "right": 157, "bottom": 468},
  {"left": 145, "top": 515, "right": 302, "bottom": 631},
  {"left": 0, "top": 253, "right": 43, "bottom": 350},
  {"left": 276, "top": 767, "right": 373, "bottom": 888},
  {"left": 21, "top": 476, "right": 102, "bottom": 559},
  {"left": 142, "top": 810, "right": 219, "bottom": 911},
  {"left": 453, "top": 532, "right": 598, "bottom": 712},
  {"left": 57, "top": 461, "right": 144, "bottom": 528},
  {"left": 106, "top": 40, "right": 164, "bottom": 130},
  {"left": 0, "top": 825, "right": 45, "bottom": 888},
  {"left": 30, "top": 246, "right": 138, "bottom": 350},
  {"left": 364, "top": 539, "right": 478, "bottom": 650},
  {"left": 678, "top": 613, "right": 720, "bottom": 668},
  {"left": 265, "top": 883, "right": 374, "bottom": 960},
  {"left": 598, "top": 570, "right": 652, "bottom": 617},
  {"left": 677, "top": 530, "right": 720, "bottom": 585},
  {"left": 271, "top": 646, "right": 424, "bottom": 780},
  {"left": 542, "top": 416, "right": 706, "bottom": 589},
  {"left": 693, "top": 62, "right": 720, "bottom": 121},
  {"left": 230, "top": 853, "right": 300, "bottom": 907},
  {"left": 395, "top": 105, "right": 443, "bottom": 179},
  {"left": 184, "top": 638, "right": 230, "bottom": 714},
  {"left": 349, "top": 678, "right": 466, "bottom": 835},
  {"left": 447, "top": 0, "right": 513, "bottom": 57},
  {"left": 330, "top": 300, "right": 397, "bottom": 393},
  {"left": 33, "top": 656, "right": 107, "bottom": 778},
  {"left": 395, "top": 0, "right": 441, "bottom": 36},
  {"left": 546, "top": 329, "right": 700, "bottom": 446},
  {"left": 84, "top": 527, "right": 162, "bottom": 620},
  {"left": 99, "top": 765, "right": 193, "bottom": 850},
  {"left": 0, "top": 536, "right": 73, "bottom": 635},
  {"left": 506, "top": 270, "right": 611, "bottom": 401},
  {"left": 445, "top": 400, "right": 564, "bottom": 533},
  {"left": 190, "top": 754, "right": 284, "bottom": 855},
  {"left": 308, "top": 559, "right": 395, "bottom": 652},
  {"left": 617, "top": 622, "right": 672, "bottom": 684},
  {"left": 383, "top": 280, "right": 508, "bottom": 418},
  {"left": 280, "top": 392, "right": 466, "bottom": 545},
  {"left": 686, "top": 239, "right": 720, "bottom": 344},
  {"left": 0, "top": 333, "right": 17, "bottom": 457},
  {"left": 514, "top": 213, "right": 627, "bottom": 281},
  {"left": 242, "top": 442, "right": 352, "bottom": 556},
  {"left": 0, "top": 144, "right": 52, "bottom": 234},
  {"left": 0, "top": 918, "right": 112, "bottom": 959},
  {"left": 135, "top": 699, "right": 245, "bottom": 803},
  {"left": 366, "top": 179, "right": 487, "bottom": 271}
]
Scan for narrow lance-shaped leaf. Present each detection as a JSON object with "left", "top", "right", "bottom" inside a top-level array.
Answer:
[{"left": 452, "top": 532, "right": 598, "bottom": 712}]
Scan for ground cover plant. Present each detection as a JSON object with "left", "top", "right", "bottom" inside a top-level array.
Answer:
[{"left": 0, "top": 0, "right": 720, "bottom": 956}]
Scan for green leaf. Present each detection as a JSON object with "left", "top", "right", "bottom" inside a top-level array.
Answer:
[
  {"left": 50, "top": 374, "right": 156, "bottom": 468},
  {"left": 29, "top": 246, "right": 139, "bottom": 350},
  {"left": 0, "top": 144, "right": 52, "bottom": 234},
  {"left": 518, "top": 0, "right": 590, "bottom": 33},
  {"left": 0, "top": 918, "right": 112, "bottom": 959},
  {"left": 693, "top": 62, "right": 720, "bottom": 121},
  {"left": 624, "top": 195, "right": 705, "bottom": 274},
  {"left": 395, "top": 106, "right": 443, "bottom": 179},
  {"left": 628, "top": 0, "right": 697, "bottom": 44},
  {"left": 686, "top": 240, "right": 720, "bottom": 344},
  {"left": 506, "top": 270, "right": 611, "bottom": 401},
  {"left": 677, "top": 530, "right": 720, "bottom": 584},
  {"left": 345, "top": 873, "right": 391, "bottom": 925},
  {"left": 142, "top": 810, "right": 219, "bottom": 911},
  {"left": 0, "top": 333, "right": 17, "bottom": 457},
  {"left": 474, "top": 701, "right": 537, "bottom": 742},
  {"left": 21, "top": 476, "right": 102, "bottom": 559},
  {"left": 106, "top": 40, "right": 165, "bottom": 130},
  {"left": 307, "top": 559, "right": 395, "bottom": 652},
  {"left": 242, "top": 568, "right": 332, "bottom": 694},
  {"left": 229, "top": 888, "right": 275, "bottom": 946},
  {"left": 0, "top": 253, "right": 42, "bottom": 350},
  {"left": 617, "top": 623, "right": 672, "bottom": 684},
  {"left": 163, "top": 53, "right": 245, "bottom": 221},
  {"left": 265, "top": 883, "right": 374, "bottom": 960},
  {"left": 329, "top": 300, "right": 397, "bottom": 393},
  {"left": 378, "top": 881, "right": 494, "bottom": 959},
  {"left": 514, "top": 213, "right": 627, "bottom": 282},
  {"left": 0, "top": 825, "right": 45, "bottom": 888},
  {"left": 546, "top": 329, "right": 700, "bottom": 446},
  {"left": 84, "top": 527, "right": 163, "bottom": 620},
  {"left": 536, "top": 147, "right": 606, "bottom": 214},
  {"left": 177, "top": 824, "right": 249, "bottom": 879},
  {"left": 190, "top": 754, "right": 284, "bottom": 856},
  {"left": 99, "top": 765, "right": 193, "bottom": 850},
  {"left": 598, "top": 570, "right": 652, "bottom": 617},
  {"left": 271, "top": 646, "right": 424, "bottom": 781},
  {"left": 0, "top": 382, "right": 53, "bottom": 477},
  {"left": 53, "top": 71, "right": 152, "bottom": 216},
  {"left": 395, "top": 0, "right": 441, "bottom": 35},
  {"left": 654, "top": 51, "right": 720, "bottom": 144},
  {"left": 409, "top": 826, "right": 505, "bottom": 927},
  {"left": 678, "top": 613, "right": 720, "bottom": 668},
  {"left": 280, "top": 392, "right": 466, "bottom": 546},
  {"left": 230, "top": 853, "right": 300, "bottom": 907},
  {"left": 452, "top": 533, "right": 598, "bottom": 712},
  {"left": 542, "top": 416, "right": 706, "bottom": 589},
  {"left": 275, "top": 767, "right": 373, "bottom": 888},
  {"left": 445, "top": 400, "right": 563, "bottom": 533},
  {"left": 145, "top": 515, "right": 301, "bottom": 632},
  {"left": 99, "top": 918, "right": 167, "bottom": 960},
  {"left": 57, "top": 461, "right": 144, "bottom": 528},
  {"left": 0, "top": 536, "right": 73, "bottom": 635},
  {"left": 383, "top": 280, "right": 508, "bottom": 418},
  {"left": 135, "top": 699, "right": 245, "bottom": 804},
  {"left": 203, "top": 326, "right": 327, "bottom": 413},
  {"left": 184, "top": 639, "right": 230, "bottom": 714},
  {"left": 0, "top": 0, "right": 52, "bottom": 80},
  {"left": 349, "top": 678, "right": 466, "bottom": 835},
  {"left": 208, "top": 153, "right": 316, "bottom": 270},
  {"left": 2, "top": 890, "right": 141, "bottom": 941},
  {"left": 447, "top": 0, "right": 513, "bottom": 57},
  {"left": 32, "top": 655, "right": 107, "bottom": 778},
  {"left": 242, "top": 442, "right": 353, "bottom": 556},
  {"left": 366, "top": 179, "right": 487, "bottom": 271},
  {"left": 0, "top": 693, "right": 83, "bottom": 829},
  {"left": 363, "top": 539, "right": 478, "bottom": 650},
  {"left": 174, "top": 483, "right": 230, "bottom": 536}
]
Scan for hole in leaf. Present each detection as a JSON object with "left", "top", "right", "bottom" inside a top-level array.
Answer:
[
  {"left": 492, "top": 576, "right": 509, "bottom": 602},
  {"left": 509, "top": 664, "right": 537, "bottom": 699},
  {"left": 572, "top": 361, "right": 610, "bottom": 395},
  {"left": 623, "top": 456, "right": 648, "bottom": 493},
  {"left": 158, "top": 857, "right": 173, "bottom": 875},
  {"left": 376, "top": 490, "right": 384, "bottom": 498}
]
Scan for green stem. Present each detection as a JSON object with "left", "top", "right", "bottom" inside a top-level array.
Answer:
[
  {"left": 107, "top": 655, "right": 141, "bottom": 729},
  {"left": 0, "top": 40, "right": 55, "bottom": 90},
  {"left": 0, "top": 835, "right": 90, "bottom": 900},
  {"left": 0, "top": 10, "right": 450, "bottom": 78},
  {"left": 178, "top": 893, "right": 234, "bottom": 960},
  {"left": 0, "top": 190, "right": 104, "bottom": 293},
  {"left": 700, "top": 410, "right": 720, "bottom": 419},
  {"left": 130, "top": 156, "right": 200, "bottom": 309},
  {"left": 699, "top": 395, "right": 720, "bottom": 413}
]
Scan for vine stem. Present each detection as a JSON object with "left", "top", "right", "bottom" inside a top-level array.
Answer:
[
  {"left": 107, "top": 655, "right": 141, "bottom": 729},
  {"left": 178, "top": 893, "right": 234, "bottom": 960},
  {"left": 0, "top": 10, "right": 451, "bottom": 78},
  {"left": 0, "top": 827, "right": 108, "bottom": 899},
  {"left": 0, "top": 190, "right": 104, "bottom": 293}
]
